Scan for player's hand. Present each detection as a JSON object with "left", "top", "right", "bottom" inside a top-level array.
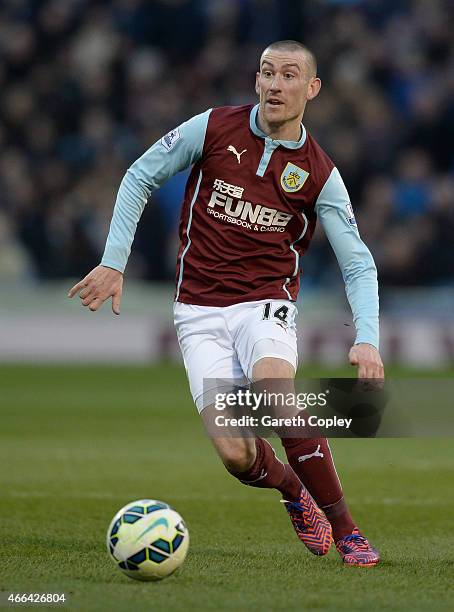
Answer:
[
  {"left": 349, "top": 343, "right": 384, "bottom": 380},
  {"left": 67, "top": 265, "right": 123, "bottom": 315}
]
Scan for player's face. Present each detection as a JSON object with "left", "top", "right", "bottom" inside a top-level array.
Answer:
[{"left": 255, "top": 50, "right": 321, "bottom": 130}]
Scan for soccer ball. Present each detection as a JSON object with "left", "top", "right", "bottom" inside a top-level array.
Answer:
[{"left": 106, "top": 499, "right": 189, "bottom": 581}]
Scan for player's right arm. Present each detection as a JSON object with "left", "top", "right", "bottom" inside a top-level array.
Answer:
[{"left": 67, "top": 109, "right": 212, "bottom": 313}]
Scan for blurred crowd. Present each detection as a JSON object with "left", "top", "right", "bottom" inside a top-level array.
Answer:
[{"left": 1, "top": 0, "right": 453, "bottom": 288}]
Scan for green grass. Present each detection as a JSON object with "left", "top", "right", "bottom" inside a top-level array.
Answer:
[{"left": 0, "top": 365, "right": 453, "bottom": 611}]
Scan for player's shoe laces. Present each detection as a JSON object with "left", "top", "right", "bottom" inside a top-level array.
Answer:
[
  {"left": 335, "top": 528, "right": 380, "bottom": 566},
  {"left": 281, "top": 487, "right": 332, "bottom": 556}
]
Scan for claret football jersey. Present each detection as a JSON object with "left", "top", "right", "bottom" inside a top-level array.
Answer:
[{"left": 101, "top": 104, "right": 379, "bottom": 347}]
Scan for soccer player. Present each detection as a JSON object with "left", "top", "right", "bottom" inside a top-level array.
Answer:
[{"left": 69, "top": 40, "right": 383, "bottom": 566}]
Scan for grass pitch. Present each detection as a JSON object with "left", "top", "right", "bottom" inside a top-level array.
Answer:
[{"left": 1, "top": 364, "right": 453, "bottom": 611}]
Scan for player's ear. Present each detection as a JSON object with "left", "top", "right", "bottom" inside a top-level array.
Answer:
[
  {"left": 307, "top": 77, "right": 321, "bottom": 101},
  {"left": 255, "top": 73, "right": 260, "bottom": 96}
]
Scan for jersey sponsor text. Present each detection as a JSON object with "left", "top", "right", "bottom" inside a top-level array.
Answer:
[{"left": 208, "top": 178, "right": 293, "bottom": 232}]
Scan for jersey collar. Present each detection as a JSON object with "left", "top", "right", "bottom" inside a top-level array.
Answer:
[{"left": 249, "top": 104, "right": 307, "bottom": 149}]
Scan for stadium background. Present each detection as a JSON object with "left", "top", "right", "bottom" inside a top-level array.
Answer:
[
  {"left": 0, "top": 0, "right": 453, "bottom": 365},
  {"left": 1, "top": 1, "right": 453, "bottom": 611}
]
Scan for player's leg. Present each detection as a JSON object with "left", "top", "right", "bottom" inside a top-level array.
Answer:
[
  {"left": 256, "top": 354, "right": 352, "bottom": 535},
  {"left": 250, "top": 350, "right": 379, "bottom": 565},
  {"left": 173, "top": 302, "right": 301, "bottom": 505},
  {"left": 249, "top": 356, "right": 332, "bottom": 555},
  {"left": 210, "top": 434, "right": 301, "bottom": 502},
  {"left": 281, "top": 428, "right": 380, "bottom": 565},
  {"left": 234, "top": 303, "right": 346, "bottom": 521},
  {"left": 231, "top": 301, "right": 332, "bottom": 554},
  {"left": 278, "top": 432, "right": 355, "bottom": 540},
  {"left": 234, "top": 299, "right": 378, "bottom": 564}
]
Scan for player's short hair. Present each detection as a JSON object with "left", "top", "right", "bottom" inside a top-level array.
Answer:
[{"left": 261, "top": 40, "right": 317, "bottom": 78}]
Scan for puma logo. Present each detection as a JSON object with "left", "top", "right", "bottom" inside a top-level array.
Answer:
[
  {"left": 297, "top": 444, "right": 324, "bottom": 463},
  {"left": 227, "top": 145, "right": 247, "bottom": 164}
]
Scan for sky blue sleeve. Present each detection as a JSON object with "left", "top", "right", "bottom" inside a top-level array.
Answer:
[
  {"left": 315, "top": 167, "right": 379, "bottom": 349},
  {"left": 101, "top": 109, "right": 212, "bottom": 272}
]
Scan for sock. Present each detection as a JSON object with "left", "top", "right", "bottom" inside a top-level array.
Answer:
[
  {"left": 229, "top": 437, "right": 301, "bottom": 502},
  {"left": 321, "top": 497, "right": 356, "bottom": 542},
  {"left": 280, "top": 437, "right": 356, "bottom": 540}
]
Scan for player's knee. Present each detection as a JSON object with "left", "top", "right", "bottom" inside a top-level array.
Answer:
[
  {"left": 215, "top": 439, "right": 256, "bottom": 473},
  {"left": 252, "top": 357, "right": 295, "bottom": 381},
  {"left": 223, "top": 447, "right": 256, "bottom": 473}
]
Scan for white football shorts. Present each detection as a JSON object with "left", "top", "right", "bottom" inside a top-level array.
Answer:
[{"left": 173, "top": 299, "right": 298, "bottom": 412}]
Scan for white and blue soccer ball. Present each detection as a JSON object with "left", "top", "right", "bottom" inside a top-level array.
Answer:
[{"left": 106, "top": 499, "right": 189, "bottom": 581}]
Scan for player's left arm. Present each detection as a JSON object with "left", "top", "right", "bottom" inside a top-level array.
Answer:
[{"left": 315, "top": 167, "right": 384, "bottom": 379}]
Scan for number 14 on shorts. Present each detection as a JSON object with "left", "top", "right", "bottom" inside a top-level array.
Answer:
[{"left": 262, "top": 302, "right": 293, "bottom": 325}]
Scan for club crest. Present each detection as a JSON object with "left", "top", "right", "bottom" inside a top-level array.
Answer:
[{"left": 280, "top": 162, "right": 309, "bottom": 193}]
